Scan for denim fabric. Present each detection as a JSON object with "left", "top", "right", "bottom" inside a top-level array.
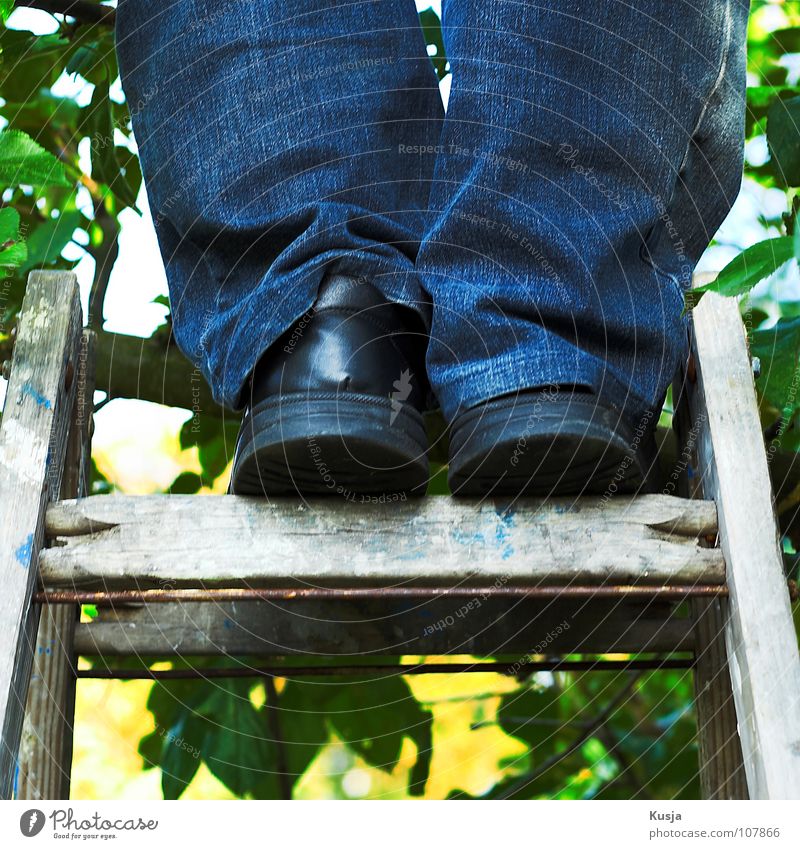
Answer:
[{"left": 116, "top": 0, "right": 749, "bottom": 422}]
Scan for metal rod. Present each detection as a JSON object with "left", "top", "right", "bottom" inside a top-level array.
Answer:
[
  {"left": 77, "top": 658, "right": 694, "bottom": 680},
  {"left": 37, "top": 584, "right": 727, "bottom": 605}
]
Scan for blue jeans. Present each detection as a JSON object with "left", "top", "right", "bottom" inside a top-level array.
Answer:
[{"left": 116, "top": 0, "right": 748, "bottom": 423}]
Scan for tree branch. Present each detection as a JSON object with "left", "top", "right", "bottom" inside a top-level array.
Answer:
[
  {"left": 264, "top": 677, "right": 293, "bottom": 801},
  {"left": 495, "top": 672, "right": 642, "bottom": 799},
  {"left": 87, "top": 199, "right": 120, "bottom": 331},
  {"left": 94, "top": 329, "right": 224, "bottom": 418},
  {"left": 17, "top": 1, "right": 116, "bottom": 26}
]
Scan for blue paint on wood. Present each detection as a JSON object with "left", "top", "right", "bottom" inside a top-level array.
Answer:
[
  {"left": 15, "top": 533, "right": 33, "bottom": 567},
  {"left": 451, "top": 527, "right": 486, "bottom": 547},
  {"left": 21, "top": 382, "right": 52, "bottom": 409},
  {"left": 495, "top": 510, "right": 515, "bottom": 560}
]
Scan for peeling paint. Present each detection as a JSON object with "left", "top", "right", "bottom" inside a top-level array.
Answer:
[
  {"left": 495, "top": 511, "right": 516, "bottom": 560},
  {"left": 20, "top": 382, "right": 52, "bottom": 409},
  {"left": 30, "top": 303, "right": 53, "bottom": 332},
  {"left": 15, "top": 533, "right": 33, "bottom": 567},
  {"left": 451, "top": 527, "right": 485, "bottom": 547}
]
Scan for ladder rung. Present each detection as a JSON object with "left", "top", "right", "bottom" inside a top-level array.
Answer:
[
  {"left": 75, "top": 658, "right": 696, "bottom": 680},
  {"left": 40, "top": 493, "right": 724, "bottom": 590},
  {"left": 71, "top": 596, "right": 696, "bottom": 657}
]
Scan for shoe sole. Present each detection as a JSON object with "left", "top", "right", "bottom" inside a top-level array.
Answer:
[
  {"left": 448, "top": 395, "right": 657, "bottom": 497},
  {"left": 230, "top": 393, "right": 429, "bottom": 496}
]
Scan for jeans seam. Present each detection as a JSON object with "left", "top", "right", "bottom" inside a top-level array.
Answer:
[
  {"left": 641, "top": 0, "right": 734, "bottom": 299},
  {"left": 683, "top": 0, "right": 735, "bottom": 159}
]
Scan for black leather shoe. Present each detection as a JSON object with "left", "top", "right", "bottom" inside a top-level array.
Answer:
[
  {"left": 448, "top": 388, "right": 660, "bottom": 497},
  {"left": 230, "top": 274, "right": 430, "bottom": 496}
]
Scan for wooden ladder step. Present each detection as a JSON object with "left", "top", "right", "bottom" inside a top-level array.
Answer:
[
  {"left": 40, "top": 493, "right": 723, "bottom": 589},
  {"left": 72, "top": 596, "right": 696, "bottom": 658}
]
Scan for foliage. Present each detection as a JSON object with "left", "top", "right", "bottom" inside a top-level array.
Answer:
[
  {"left": 0, "top": 1, "right": 134, "bottom": 342},
  {"left": 452, "top": 670, "right": 700, "bottom": 800},
  {"left": 1, "top": 0, "right": 799, "bottom": 800},
  {"left": 685, "top": 234, "right": 799, "bottom": 309},
  {"left": 135, "top": 660, "right": 432, "bottom": 800}
]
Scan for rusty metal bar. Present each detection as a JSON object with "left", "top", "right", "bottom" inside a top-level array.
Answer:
[
  {"left": 37, "top": 583, "right": 727, "bottom": 606},
  {"left": 77, "top": 657, "right": 694, "bottom": 680}
]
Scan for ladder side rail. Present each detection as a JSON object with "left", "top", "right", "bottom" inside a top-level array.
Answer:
[
  {"left": 0, "top": 271, "right": 82, "bottom": 799},
  {"left": 689, "top": 287, "right": 800, "bottom": 799},
  {"left": 18, "top": 329, "right": 95, "bottom": 800},
  {"left": 674, "top": 356, "right": 748, "bottom": 799}
]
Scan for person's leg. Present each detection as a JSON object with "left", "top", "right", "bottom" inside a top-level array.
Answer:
[
  {"left": 116, "top": 0, "right": 443, "bottom": 411},
  {"left": 419, "top": 0, "right": 748, "bottom": 492}
]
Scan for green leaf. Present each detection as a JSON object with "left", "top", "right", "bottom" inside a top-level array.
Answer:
[
  {"left": 19, "top": 209, "right": 82, "bottom": 274},
  {"left": 118, "top": 147, "right": 143, "bottom": 207},
  {"left": 1, "top": 95, "right": 83, "bottom": 163},
  {"left": 406, "top": 709, "right": 433, "bottom": 796},
  {"left": 768, "top": 95, "right": 800, "bottom": 187},
  {"left": 795, "top": 221, "right": 800, "bottom": 262},
  {"left": 326, "top": 674, "right": 433, "bottom": 782},
  {"left": 87, "top": 77, "right": 140, "bottom": 210},
  {"left": 64, "top": 28, "right": 119, "bottom": 87},
  {"left": 419, "top": 8, "right": 448, "bottom": 81},
  {"left": 0, "top": 29, "right": 68, "bottom": 103},
  {"left": 0, "top": 207, "right": 27, "bottom": 269},
  {"left": 0, "top": 1, "right": 14, "bottom": 23},
  {"left": 767, "top": 27, "right": 800, "bottom": 57},
  {"left": 426, "top": 463, "right": 450, "bottom": 496},
  {"left": 160, "top": 711, "right": 203, "bottom": 799},
  {"left": 0, "top": 240, "right": 27, "bottom": 269},
  {"left": 179, "top": 416, "right": 240, "bottom": 482},
  {"left": 275, "top": 678, "right": 333, "bottom": 782},
  {"left": 746, "top": 86, "right": 800, "bottom": 137},
  {"left": 0, "top": 129, "right": 70, "bottom": 188},
  {"left": 193, "top": 679, "right": 275, "bottom": 798},
  {"left": 497, "top": 687, "right": 561, "bottom": 751},
  {"left": 279, "top": 674, "right": 433, "bottom": 794},
  {"left": 582, "top": 737, "right": 618, "bottom": 783},
  {"left": 328, "top": 679, "right": 405, "bottom": 771},
  {"left": 684, "top": 236, "right": 796, "bottom": 311},
  {"left": 143, "top": 671, "right": 280, "bottom": 799},
  {"left": 66, "top": 41, "right": 117, "bottom": 86},
  {"left": 168, "top": 471, "right": 203, "bottom": 494},
  {"left": 139, "top": 677, "right": 202, "bottom": 771},
  {"left": 751, "top": 316, "right": 800, "bottom": 415}
]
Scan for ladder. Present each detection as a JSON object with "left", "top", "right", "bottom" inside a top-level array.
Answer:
[{"left": 1, "top": 270, "right": 799, "bottom": 800}]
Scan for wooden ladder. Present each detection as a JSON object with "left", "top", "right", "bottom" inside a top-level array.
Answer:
[{"left": 2, "top": 271, "right": 799, "bottom": 800}]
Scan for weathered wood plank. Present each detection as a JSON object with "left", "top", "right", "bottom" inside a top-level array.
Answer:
[
  {"left": 72, "top": 597, "right": 694, "bottom": 657},
  {"left": 40, "top": 493, "right": 724, "bottom": 589},
  {"left": 673, "top": 355, "right": 747, "bottom": 800},
  {"left": 689, "top": 286, "right": 800, "bottom": 799},
  {"left": 690, "top": 596, "right": 748, "bottom": 799},
  {"left": 0, "top": 271, "right": 82, "bottom": 799},
  {"left": 18, "top": 329, "right": 95, "bottom": 800}
]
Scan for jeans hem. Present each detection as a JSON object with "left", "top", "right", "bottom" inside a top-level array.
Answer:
[
  {"left": 435, "top": 349, "right": 598, "bottom": 423},
  {"left": 436, "top": 348, "right": 661, "bottom": 426},
  {"left": 207, "top": 252, "right": 429, "bottom": 410}
]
